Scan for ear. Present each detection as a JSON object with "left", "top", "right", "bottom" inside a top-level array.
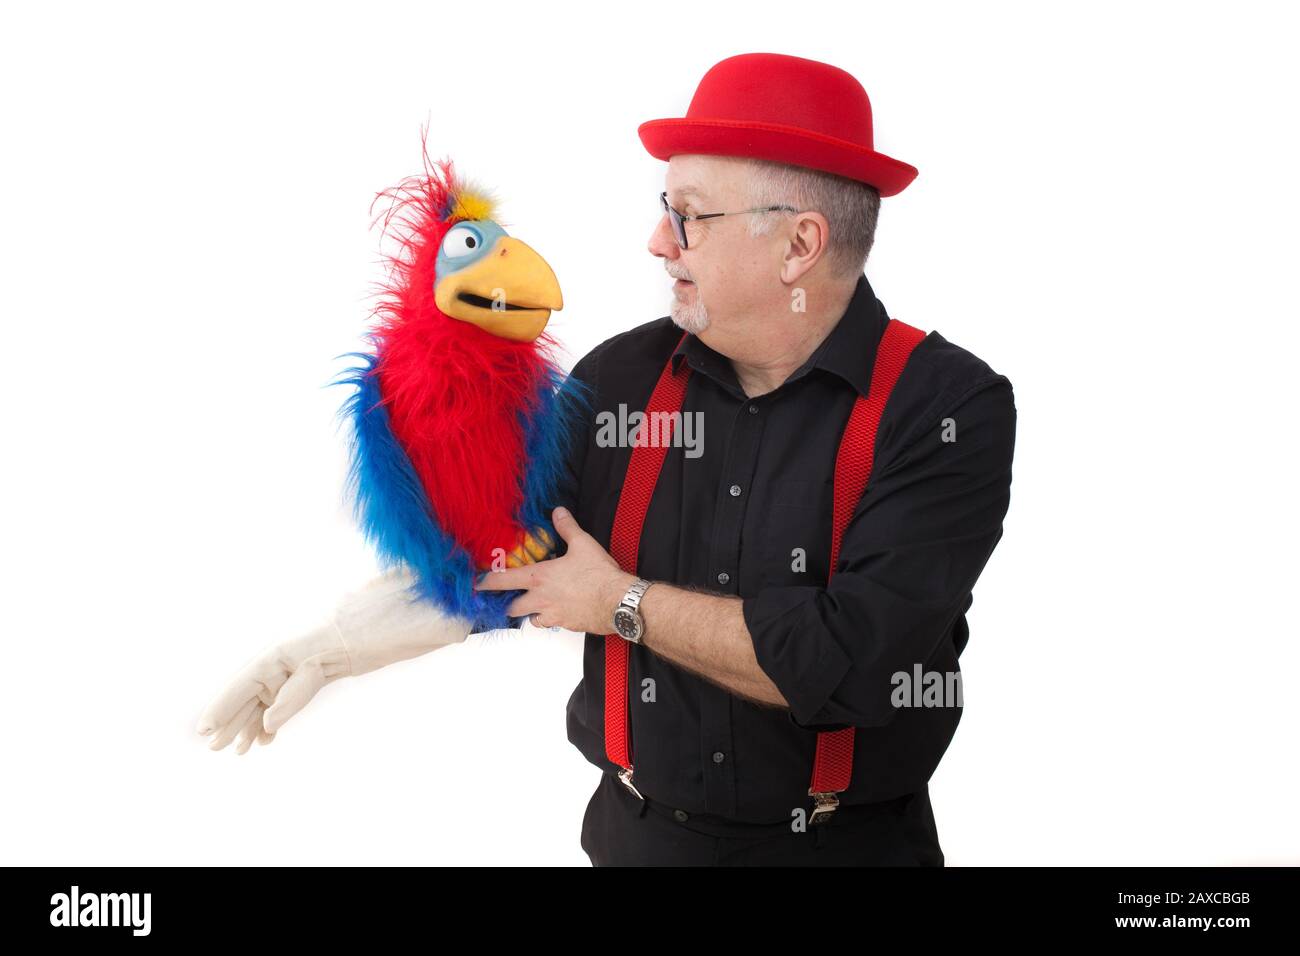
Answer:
[{"left": 781, "top": 211, "right": 830, "bottom": 284}]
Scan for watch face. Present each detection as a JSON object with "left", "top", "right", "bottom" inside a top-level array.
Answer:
[{"left": 613, "top": 607, "right": 641, "bottom": 641}]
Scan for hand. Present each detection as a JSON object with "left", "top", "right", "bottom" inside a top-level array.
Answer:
[
  {"left": 474, "top": 507, "right": 636, "bottom": 635},
  {"left": 195, "top": 618, "right": 348, "bottom": 754},
  {"left": 195, "top": 566, "right": 474, "bottom": 754}
]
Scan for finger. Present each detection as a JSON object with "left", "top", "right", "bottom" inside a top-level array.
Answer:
[
  {"left": 263, "top": 657, "right": 328, "bottom": 735},
  {"left": 200, "top": 711, "right": 243, "bottom": 749},
  {"left": 475, "top": 566, "right": 527, "bottom": 590},
  {"left": 197, "top": 680, "right": 256, "bottom": 737},
  {"left": 257, "top": 726, "right": 276, "bottom": 747},
  {"left": 234, "top": 704, "right": 265, "bottom": 756},
  {"left": 196, "top": 654, "right": 284, "bottom": 737},
  {"left": 506, "top": 593, "right": 540, "bottom": 619},
  {"left": 208, "top": 696, "right": 259, "bottom": 751}
]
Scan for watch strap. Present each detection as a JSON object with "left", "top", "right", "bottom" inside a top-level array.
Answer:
[{"left": 620, "top": 578, "right": 651, "bottom": 611}]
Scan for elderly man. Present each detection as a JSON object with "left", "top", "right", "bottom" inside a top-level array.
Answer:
[
  {"left": 200, "top": 52, "right": 1016, "bottom": 867},
  {"left": 476, "top": 52, "right": 1017, "bottom": 865}
]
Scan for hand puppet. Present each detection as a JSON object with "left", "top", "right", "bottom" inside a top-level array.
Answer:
[{"left": 332, "top": 146, "right": 590, "bottom": 635}]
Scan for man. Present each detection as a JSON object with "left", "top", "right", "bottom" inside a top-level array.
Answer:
[{"left": 475, "top": 52, "right": 1017, "bottom": 865}]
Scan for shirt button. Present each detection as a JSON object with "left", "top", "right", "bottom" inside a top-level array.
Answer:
[
  {"left": 729, "top": 484, "right": 742, "bottom": 497},
  {"left": 673, "top": 809, "right": 689, "bottom": 823},
  {"left": 748, "top": 403, "right": 758, "bottom": 414},
  {"left": 716, "top": 571, "right": 730, "bottom": 585},
  {"left": 712, "top": 751, "right": 726, "bottom": 764}
]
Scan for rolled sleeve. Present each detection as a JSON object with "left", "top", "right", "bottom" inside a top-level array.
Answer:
[
  {"left": 742, "top": 587, "right": 854, "bottom": 727},
  {"left": 743, "top": 379, "right": 1017, "bottom": 729}
]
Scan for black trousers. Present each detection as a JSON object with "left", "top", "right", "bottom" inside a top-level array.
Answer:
[{"left": 580, "top": 771, "right": 945, "bottom": 866}]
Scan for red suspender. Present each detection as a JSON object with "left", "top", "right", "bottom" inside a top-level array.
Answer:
[
  {"left": 603, "top": 318, "right": 928, "bottom": 821},
  {"left": 807, "top": 317, "right": 927, "bottom": 821},
  {"left": 603, "top": 337, "right": 693, "bottom": 799}
]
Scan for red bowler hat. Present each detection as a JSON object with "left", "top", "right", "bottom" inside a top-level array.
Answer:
[{"left": 638, "top": 52, "right": 918, "bottom": 197}]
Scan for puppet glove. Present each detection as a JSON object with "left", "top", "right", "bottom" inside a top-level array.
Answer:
[{"left": 195, "top": 565, "right": 474, "bottom": 754}]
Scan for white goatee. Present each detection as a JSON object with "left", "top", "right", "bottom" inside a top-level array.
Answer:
[{"left": 669, "top": 287, "right": 710, "bottom": 333}]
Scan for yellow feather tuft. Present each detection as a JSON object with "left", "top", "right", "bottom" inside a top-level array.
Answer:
[{"left": 449, "top": 187, "right": 497, "bottom": 223}]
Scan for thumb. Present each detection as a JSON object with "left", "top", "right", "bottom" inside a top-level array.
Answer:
[{"left": 551, "top": 506, "right": 586, "bottom": 544}]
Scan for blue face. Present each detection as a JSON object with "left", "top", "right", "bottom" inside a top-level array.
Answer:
[{"left": 435, "top": 219, "right": 509, "bottom": 276}]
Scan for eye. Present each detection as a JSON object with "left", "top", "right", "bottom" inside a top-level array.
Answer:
[{"left": 441, "top": 224, "right": 483, "bottom": 258}]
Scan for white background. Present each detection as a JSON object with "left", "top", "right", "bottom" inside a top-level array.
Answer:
[{"left": 3, "top": 0, "right": 1297, "bottom": 866}]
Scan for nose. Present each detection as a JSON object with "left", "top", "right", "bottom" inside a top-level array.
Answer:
[{"left": 648, "top": 212, "right": 681, "bottom": 261}]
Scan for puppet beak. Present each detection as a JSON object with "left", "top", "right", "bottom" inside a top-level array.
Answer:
[{"left": 435, "top": 237, "right": 563, "bottom": 342}]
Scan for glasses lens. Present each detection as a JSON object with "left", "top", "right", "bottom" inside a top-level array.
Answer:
[{"left": 661, "top": 193, "right": 688, "bottom": 249}]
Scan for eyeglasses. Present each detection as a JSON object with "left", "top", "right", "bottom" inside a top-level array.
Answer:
[{"left": 659, "top": 191, "right": 798, "bottom": 250}]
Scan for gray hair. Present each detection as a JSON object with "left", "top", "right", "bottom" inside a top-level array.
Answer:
[{"left": 742, "top": 157, "right": 881, "bottom": 279}]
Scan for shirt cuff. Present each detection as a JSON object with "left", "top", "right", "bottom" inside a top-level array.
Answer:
[{"left": 742, "top": 586, "right": 854, "bottom": 728}]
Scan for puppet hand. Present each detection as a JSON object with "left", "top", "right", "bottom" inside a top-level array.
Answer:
[
  {"left": 194, "top": 619, "right": 346, "bottom": 754},
  {"left": 195, "top": 565, "right": 473, "bottom": 753}
]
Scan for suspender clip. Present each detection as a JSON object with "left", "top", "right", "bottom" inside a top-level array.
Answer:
[
  {"left": 808, "top": 790, "right": 840, "bottom": 825},
  {"left": 618, "top": 767, "right": 645, "bottom": 802}
]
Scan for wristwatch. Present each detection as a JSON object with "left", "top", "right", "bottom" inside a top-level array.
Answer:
[{"left": 612, "top": 578, "right": 653, "bottom": 643}]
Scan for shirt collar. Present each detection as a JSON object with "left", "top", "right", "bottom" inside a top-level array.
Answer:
[{"left": 669, "top": 272, "right": 888, "bottom": 399}]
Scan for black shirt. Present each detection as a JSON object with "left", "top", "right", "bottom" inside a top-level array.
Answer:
[{"left": 552, "top": 272, "right": 1017, "bottom": 824}]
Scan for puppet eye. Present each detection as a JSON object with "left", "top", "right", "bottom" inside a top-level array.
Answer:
[{"left": 441, "top": 225, "right": 483, "bottom": 259}]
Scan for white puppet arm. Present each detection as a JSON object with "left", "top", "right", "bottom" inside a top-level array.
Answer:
[
  {"left": 331, "top": 564, "right": 476, "bottom": 676},
  {"left": 196, "top": 564, "right": 474, "bottom": 753}
]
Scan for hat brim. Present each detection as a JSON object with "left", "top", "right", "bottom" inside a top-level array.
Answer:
[{"left": 638, "top": 117, "right": 917, "bottom": 197}]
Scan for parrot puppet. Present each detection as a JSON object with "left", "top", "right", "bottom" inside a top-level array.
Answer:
[{"left": 332, "top": 147, "right": 591, "bottom": 634}]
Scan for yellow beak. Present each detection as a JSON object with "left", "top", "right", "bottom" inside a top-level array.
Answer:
[{"left": 434, "top": 236, "right": 563, "bottom": 342}]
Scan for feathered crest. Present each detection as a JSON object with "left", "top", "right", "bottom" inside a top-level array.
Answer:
[
  {"left": 360, "top": 122, "right": 506, "bottom": 342},
  {"left": 367, "top": 123, "right": 500, "bottom": 251}
]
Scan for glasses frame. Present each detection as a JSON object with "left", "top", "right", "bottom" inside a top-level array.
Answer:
[{"left": 659, "top": 191, "right": 799, "bottom": 250}]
